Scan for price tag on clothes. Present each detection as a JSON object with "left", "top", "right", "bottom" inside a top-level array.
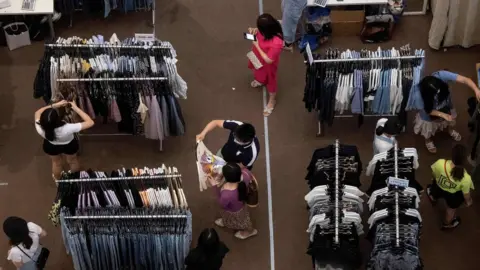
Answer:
[
  {"left": 306, "top": 43, "right": 314, "bottom": 65},
  {"left": 134, "top": 33, "right": 155, "bottom": 43},
  {"left": 387, "top": 177, "right": 409, "bottom": 188}
]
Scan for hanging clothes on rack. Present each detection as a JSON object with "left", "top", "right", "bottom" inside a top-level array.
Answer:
[
  {"left": 367, "top": 144, "right": 423, "bottom": 270},
  {"left": 33, "top": 34, "right": 187, "bottom": 147},
  {"left": 303, "top": 44, "right": 425, "bottom": 136},
  {"left": 305, "top": 141, "right": 365, "bottom": 270},
  {"left": 366, "top": 147, "right": 423, "bottom": 195},
  {"left": 50, "top": 165, "right": 191, "bottom": 270}
]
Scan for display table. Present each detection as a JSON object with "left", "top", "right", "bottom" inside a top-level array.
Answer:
[
  {"left": 307, "top": 0, "right": 387, "bottom": 7},
  {"left": 0, "top": 0, "right": 55, "bottom": 39}
]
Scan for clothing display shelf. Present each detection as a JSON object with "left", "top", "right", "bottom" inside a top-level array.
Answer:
[
  {"left": 393, "top": 142, "right": 400, "bottom": 247},
  {"left": 36, "top": 37, "right": 188, "bottom": 152},
  {"left": 303, "top": 45, "right": 425, "bottom": 136},
  {"left": 63, "top": 214, "right": 187, "bottom": 219},
  {"left": 55, "top": 174, "right": 182, "bottom": 183},
  {"left": 333, "top": 139, "right": 340, "bottom": 243}
]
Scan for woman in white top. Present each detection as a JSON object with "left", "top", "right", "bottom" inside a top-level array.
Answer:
[
  {"left": 35, "top": 100, "right": 94, "bottom": 180},
  {"left": 373, "top": 118, "right": 402, "bottom": 155},
  {"left": 3, "top": 217, "right": 47, "bottom": 270}
]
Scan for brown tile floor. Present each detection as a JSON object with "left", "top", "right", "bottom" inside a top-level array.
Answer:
[{"left": 1, "top": 1, "right": 480, "bottom": 269}]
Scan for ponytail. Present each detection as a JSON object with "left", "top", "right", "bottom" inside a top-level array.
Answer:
[
  {"left": 451, "top": 165, "right": 465, "bottom": 180},
  {"left": 21, "top": 235, "right": 33, "bottom": 249},
  {"left": 39, "top": 108, "right": 63, "bottom": 141},
  {"left": 375, "top": 126, "right": 384, "bottom": 136},
  {"left": 44, "top": 126, "right": 56, "bottom": 141},
  {"left": 237, "top": 181, "right": 248, "bottom": 202}
]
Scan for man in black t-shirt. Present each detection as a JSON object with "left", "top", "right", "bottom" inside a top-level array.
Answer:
[{"left": 196, "top": 120, "right": 260, "bottom": 170}]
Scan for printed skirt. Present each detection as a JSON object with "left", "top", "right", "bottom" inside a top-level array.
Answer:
[
  {"left": 220, "top": 206, "right": 252, "bottom": 231},
  {"left": 413, "top": 113, "right": 456, "bottom": 139}
]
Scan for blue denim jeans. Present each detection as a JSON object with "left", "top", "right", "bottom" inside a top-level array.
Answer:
[{"left": 281, "top": 0, "right": 306, "bottom": 43}]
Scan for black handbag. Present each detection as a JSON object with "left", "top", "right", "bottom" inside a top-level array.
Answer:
[{"left": 17, "top": 245, "right": 50, "bottom": 269}]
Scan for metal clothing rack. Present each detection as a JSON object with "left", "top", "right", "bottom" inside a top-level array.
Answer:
[
  {"left": 44, "top": 43, "right": 172, "bottom": 49},
  {"left": 64, "top": 214, "right": 187, "bottom": 219},
  {"left": 57, "top": 77, "right": 167, "bottom": 82},
  {"left": 393, "top": 142, "right": 400, "bottom": 247},
  {"left": 47, "top": 42, "right": 174, "bottom": 151},
  {"left": 55, "top": 174, "right": 182, "bottom": 183},
  {"left": 311, "top": 54, "right": 425, "bottom": 136},
  {"left": 334, "top": 139, "right": 340, "bottom": 244}
]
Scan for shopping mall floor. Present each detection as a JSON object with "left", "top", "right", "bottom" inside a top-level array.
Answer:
[{"left": 1, "top": 1, "right": 480, "bottom": 269}]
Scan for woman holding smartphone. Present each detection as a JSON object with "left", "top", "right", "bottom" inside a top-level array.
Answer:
[
  {"left": 247, "top": 13, "right": 284, "bottom": 116},
  {"left": 34, "top": 100, "right": 94, "bottom": 181}
]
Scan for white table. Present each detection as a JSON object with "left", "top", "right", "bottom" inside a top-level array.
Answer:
[
  {"left": 307, "top": 0, "right": 387, "bottom": 6},
  {"left": 0, "top": 0, "right": 55, "bottom": 39}
]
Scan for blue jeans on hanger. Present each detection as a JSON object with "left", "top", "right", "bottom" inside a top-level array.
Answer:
[{"left": 281, "top": 0, "right": 307, "bottom": 44}]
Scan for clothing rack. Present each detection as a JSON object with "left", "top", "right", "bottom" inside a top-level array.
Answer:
[
  {"left": 334, "top": 139, "right": 340, "bottom": 244},
  {"left": 57, "top": 77, "right": 167, "bottom": 82},
  {"left": 64, "top": 215, "right": 187, "bottom": 219},
  {"left": 303, "top": 45, "right": 425, "bottom": 136},
  {"left": 393, "top": 142, "right": 400, "bottom": 247},
  {"left": 55, "top": 174, "right": 182, "bottom": 183},
  {"left": 44, "top": 44, "right": 171, "bottom": 49},
  {"left": 36, "top": 35, "right": 188, "bottom": 152}
]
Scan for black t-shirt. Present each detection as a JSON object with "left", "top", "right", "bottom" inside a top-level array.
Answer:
[
  {"left": 185, "top": 243, "right": 229, "bottom": 270},
  {"left": 220, "top": 120, "right": 260, "bottom": 170}
]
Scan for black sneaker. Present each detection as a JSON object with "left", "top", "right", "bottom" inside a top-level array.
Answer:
[{"left": 442, "top": 217, "right": 461, "bottom": 230}]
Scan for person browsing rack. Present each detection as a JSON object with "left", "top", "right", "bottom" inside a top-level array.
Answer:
[
  {"left": 427, "top": 144, "right": 474, "bottom": 229},
  {"left": 247, "top": 13, "right": 284, "bottom": 116},
  {"left": 373, "top": 117, "right": 402, "bottom": 155},
  {"left": 185, "top": 228, "right": 229, "bottom": 270},
  {"left": 196, "top": 120, "right": 260, "bottom": 170},
  {"left": 414, "top": 70, "right": 480, "bottom": 153},
  {"left": 35, "top": 100, "right": 94, "bottom": 181}
]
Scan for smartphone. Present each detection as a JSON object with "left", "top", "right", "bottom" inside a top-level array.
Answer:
[{"left": 244, "top": 33, "right": 256, "bottom": 41}]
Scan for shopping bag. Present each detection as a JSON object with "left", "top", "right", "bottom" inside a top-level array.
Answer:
[{"left": 196, "top": 141, "right": 226, "bottom": 191}]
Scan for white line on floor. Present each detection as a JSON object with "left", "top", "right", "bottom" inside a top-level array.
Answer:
[{"left": 262, "top": 87, "right": 275, "bottom": 270}]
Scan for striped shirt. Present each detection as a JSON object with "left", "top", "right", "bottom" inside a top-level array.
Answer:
[{"left": 221, "top": 120, "right": 260, "bottom": 169}]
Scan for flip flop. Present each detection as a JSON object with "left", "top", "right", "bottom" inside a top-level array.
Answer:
[
  {"left": 234, "top": 229, "right": 258, "bottom": 240},
  {"left": 250, "top": 80, "right": 264, "bottom": 88},
  {"left": 425, "top": 141, "right": 437, "bottom": 153},
  {"left": 449, "top": 130, "right": 462, "bottom": 141},
  {"left": 214, "top": 218, "right": 224, "bottom": 228}
]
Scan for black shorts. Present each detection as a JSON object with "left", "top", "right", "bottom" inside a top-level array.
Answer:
[
  {"left": 430, "top": 180, "right": 465, "bottom": 209},
  {"left": 43, "top": 139, "right": 79, "bottom": 156}
]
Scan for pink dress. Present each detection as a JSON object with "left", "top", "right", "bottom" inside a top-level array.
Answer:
[{"left": 248, "top": 32, "right": 283, "bottom": 93}]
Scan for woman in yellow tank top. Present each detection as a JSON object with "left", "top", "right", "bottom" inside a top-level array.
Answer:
[{"left": 427, "top": 144, "right": 474, "bottom": 229}]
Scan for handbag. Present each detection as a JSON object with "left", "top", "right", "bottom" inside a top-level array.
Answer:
[
  {"left": 242, "top": 169, "right": 259, "bottom": 208},
  {"left": 17, "top": 245, "right": 50, "bottom": 269},
  {"left": 3, "top": 22, "right": 31, "bottom": 50}
]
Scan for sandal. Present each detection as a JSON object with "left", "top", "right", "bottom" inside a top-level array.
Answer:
[
  {"left": 425, "top": 141, "right": 437, "bottom": 153},
  {"left": 250, "top": 80, "right": 264, "bottom": 88},
  {"left": 442, "top": 217, "right": 461, "bottom": 230},
  {"left": 263, "top": 107, "right": 274, "bottom": 117},
  {"left": 214, "top": 218, "right": 225, "bottom": 228},
  {"left": 234, "top": 229, "right": 258, "bottom": 240},
  {"left": 449, "top": 130, "right": 462, "bottom": 141}
]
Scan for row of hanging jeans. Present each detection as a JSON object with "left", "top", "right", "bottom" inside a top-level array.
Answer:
[
  {"left": 366, "top": 148, "right": 424, "bottom": 196},
  {"left": 366, "top": 151, "right": 423, "bottom": 269},
  {"left": 52, "top": 165, "right": 192, "bottom": 270},
  {"left": 59, "top": 208, "right": 192, "bottom": 270},
  {"left": 55, "top": 0, "right": 153, "bottom": 18},
  {"left": 303, "top": 45, "right": 425, "bottom": 128},
  {"left": 304, "top": 143, "right": 364, "bottom": 269}
]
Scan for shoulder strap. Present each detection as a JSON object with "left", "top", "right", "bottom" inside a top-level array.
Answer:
[
  {"left": 15, "top": 245, "right": 36, "bottom": 263},
  {"left": 443, "top": 160, "right": 455, "bottom": 183}
]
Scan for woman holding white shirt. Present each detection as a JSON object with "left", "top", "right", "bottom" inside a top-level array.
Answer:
[
  {"left": 35, "top": 100, "right": 94, "bottom": 180},
  {"left": 3, "top": 217, "right": 47, "bottom": 270},
  {"left": 373, "top": 118, "right": 402, "bottom": 155}
]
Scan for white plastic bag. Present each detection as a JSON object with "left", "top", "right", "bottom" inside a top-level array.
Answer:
[
  {"left": 196, "top": 141, "right": 226, "bottom": 191},
  {"left": 4, "top": 22, "right": 31, "bottom": 51}
]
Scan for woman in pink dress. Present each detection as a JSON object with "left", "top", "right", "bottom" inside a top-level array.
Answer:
[{"left": 248, "top": 13, "right": 284, "bottom": 116}]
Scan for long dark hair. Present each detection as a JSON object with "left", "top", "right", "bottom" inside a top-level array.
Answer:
[
  {"left": 257, "top": 13, "right": 283, "bottom": 40},
  {"left": 451, "top": 144, "right": 466, "bottom": 180},
  {"left": 3, "top": 216, "right": 33, "bottom": 249},
  {"left": 39, "top": 108, "right": 65, "bottom": 141},
  {"left": 419, "top": 75, "right": 450, "bottom": 113},
  {"left": 186, "top": 228, "right": 226, "bottom": 269},
  {"left": 222, "top": 163, "right": 248, "bottom": 202}
]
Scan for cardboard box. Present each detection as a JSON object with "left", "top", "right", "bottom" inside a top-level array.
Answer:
[{"left": 330, "top": 10, "right": 365, "bottom": 36}]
